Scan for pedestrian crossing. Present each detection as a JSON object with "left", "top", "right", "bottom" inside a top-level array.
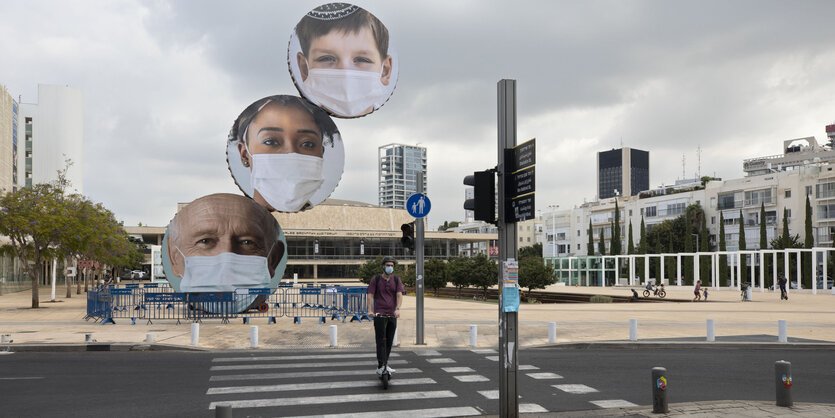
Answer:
[{"left": 205, "top": 349, "right": 642, "bottom": 416}]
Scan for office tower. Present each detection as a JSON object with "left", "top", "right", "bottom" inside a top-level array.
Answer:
[
  {"left": 378, "top": 143, "right": 427, "bottom": 209},
  {"left": 597, "top": 147, "right": 649, "bottom": 199}
]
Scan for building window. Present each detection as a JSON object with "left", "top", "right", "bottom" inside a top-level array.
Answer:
[
  {"left": 744, "top": 188, "right": 772, "bottom": 206},
  {"left": 577, "top": 244, "right": 580, "bottom": 250},
  {"left": 628, "top": 210, "right": 632, "bottom": 216},
  {"left": 807, "top": 186, "right": 813, "bottom": 196},
  {"left": 711, "top": 216, "right": 715, "bottom": 225},
  {"left": 785, "top": 190, "right": 792, "bottom": 198},
  {"left": 786, "top": 209, "right": 792, "bottom": 219},
  {"left": 577, "top": 230, "right": 580, "bottom": 236},
  {"left": 527, "top": 237, "right": 531, "bottom": 242},
  {"left": 519, "top": 237, "right": 523, "bottom": 242},
  {"left": 645, "top": 206, "right": 657, "bottom": 217}
]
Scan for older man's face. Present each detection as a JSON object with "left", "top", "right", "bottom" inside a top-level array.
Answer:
[{"left": 168, "top": 194, "right": 282, "bottom": 278}]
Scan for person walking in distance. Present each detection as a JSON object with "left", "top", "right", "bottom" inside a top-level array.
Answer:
[
  {"left": 778, "top": 273, "right": 788, "bottom": 300},
  {"left": 367, "top": 256, "right": 404, "bottom": 375},
  {"left": 693, "top": 280, "right": 702, "bottom": 302}
]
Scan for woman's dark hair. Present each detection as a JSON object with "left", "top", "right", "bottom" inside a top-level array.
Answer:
[{"left": 228, "top": 95, "right": 339, "bottom": 147}]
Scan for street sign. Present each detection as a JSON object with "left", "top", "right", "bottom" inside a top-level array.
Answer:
[
  {"left": 506, "top": 138, "right": 535, "bottom": 172},
  {"left": 507, "top": 165, "right": 535, "bottom": 197},
  {"left": 406, "top": 193, "right": 431, "bottom": 218},
  {"left": 506, "top": 192, "right": 535, "bottom": 223}
]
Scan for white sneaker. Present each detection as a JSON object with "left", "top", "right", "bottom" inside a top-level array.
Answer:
[
  {"left": 376, "top": 366, "right": 384, "bottom": 376},
  {"left": 385, "top": 365, "right": 396, "bottom": 374}
]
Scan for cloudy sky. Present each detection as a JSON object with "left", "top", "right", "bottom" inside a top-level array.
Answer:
[{"left": 2, "top": 0, "right": 835, "bottom": 229}]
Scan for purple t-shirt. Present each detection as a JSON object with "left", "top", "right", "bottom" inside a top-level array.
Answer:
[{"left": 367, "top": 274, "right": 404, "bottom": 315}]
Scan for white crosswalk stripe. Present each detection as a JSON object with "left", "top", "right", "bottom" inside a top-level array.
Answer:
[
  {"left": 527, "top": 372, "right": 562, "bottom": 379},
  {"left": 553, "top": 384, "right": 599, "bottom": 394},
  {"left": 282, "top": 406, "right": 482, "bottom": 417},
  {"left": 208, "top": 390, "right": 458, "bottom": 409},
  {"left": 210, "top": 368, "right": 423, "bottom": 382},
  {"left": 453, "top": 374, "right": 489, "bottom": 382},
  {"left": 211, "top": 359, "right": 408, "bottom": 371},
  {"left": 520, "top": 404, "right": 548, "bottom": 413},
  {"left": 213, "top": 353, "right": 396, "bottom": 362},
  {"left": 441, "top": 367, "right": 474, "bottom": 373},
  {"left": 426, "top": 358, "right": 455, "bottom": 364},
  {"left": 590, "top": 399, "right": 638, "bottom": 408},
  {"left": 207, "top": 378, "right": 436, "bottom": 395}
]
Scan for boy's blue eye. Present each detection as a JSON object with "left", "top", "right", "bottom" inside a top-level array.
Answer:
[{"left": 314, "top": 55, "right": 336, "bottom": 63}]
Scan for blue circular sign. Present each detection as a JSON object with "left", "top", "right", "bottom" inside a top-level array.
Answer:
[{"left": 406, "top": 193, "right": 431, "bottom": 218}]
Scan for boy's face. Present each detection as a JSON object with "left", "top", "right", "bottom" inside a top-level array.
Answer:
[{"left": 298, "top": 26, "right": 392, "bottom": 86}]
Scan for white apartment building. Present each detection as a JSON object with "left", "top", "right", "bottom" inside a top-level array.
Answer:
[
  {"left": 378, "top": 143, "right": 426, "bottom": 209},
  {"left": 17, "top": 84, "right": 83, "bottom": 192}
]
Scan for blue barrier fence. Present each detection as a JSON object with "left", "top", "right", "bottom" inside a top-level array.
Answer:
[{"left": 85, "top": 284, "right": 370, "bottom": 325}]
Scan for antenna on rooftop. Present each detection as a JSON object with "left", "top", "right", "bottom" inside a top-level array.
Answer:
[
  {"left": 697, "top": 146, "right": 702, "bottom": 178},
  {"left": 681, "top": 154, "right": 686, "bottom": 180}
]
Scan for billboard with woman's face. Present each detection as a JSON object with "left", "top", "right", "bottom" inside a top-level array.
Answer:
[
  {"left": 288, "top": 3, "right": 398, "bottom": 118},
  {"left": 226, "top": 95, "right": 344, "bottom": 213}
]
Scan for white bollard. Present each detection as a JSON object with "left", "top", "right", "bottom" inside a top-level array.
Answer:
[
  {"left": 293, "top": 273, "right": 298, "bottom": 285},
  {"left": 1, "top": 334, "right": 10, "bottom": 343},
  {"left": 191, "top": 323, "right": 200, "bottom": 346},
  {"left": 469, "top": 325, "right": 478, "bottom": 347},
  {"left": 706, "top": 319, "right": 715, "bottom": 342},
  {"left": 778, "top": 320, "right": 787, "bottom": 343},
  {"left": 548, "top": 322, "right": 557, "bottom": 343},
  {"left": 145, "top": 333, "right": 154, "bottom": 343},
  {"left": 629, "top": 319, "right": 638, "bottom": 341},
  {"left": 392, "top": 327, "right": 399, "bottom": 347},
  {"left": 250, "top": 326, "right": 259, "bottom": 349},
  {"left": 330, "top": 325, "right": 338, "bottom": 347}
]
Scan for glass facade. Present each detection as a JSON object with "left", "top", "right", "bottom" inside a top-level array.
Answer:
[
  {"left": 378, "top": 144, "right": 427, "bottom": 209},
  {"left": 546, "top": 256, "right": 617, "bottom": 286}
]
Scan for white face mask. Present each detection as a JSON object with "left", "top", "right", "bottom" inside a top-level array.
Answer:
[
  {"left": 249, "top": 152, "right": 324, "bottom": 212},
  {"left": 303, "top": 68, "right": 387, "bottom": 117},
  {"left": 177, "top": 246, "right": 275, "bottom": 313}
]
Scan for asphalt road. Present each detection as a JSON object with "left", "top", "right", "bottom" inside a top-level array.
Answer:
[{"left": 1, "top": 347, "right": 832, "bottom": 417}]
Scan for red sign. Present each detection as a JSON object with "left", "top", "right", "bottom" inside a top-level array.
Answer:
[
  {"left": 77, "top": 260, "right": 100, "bottom": 269},
  {"left": 489, "top": 246, "right": 499, "bottom": 256}
]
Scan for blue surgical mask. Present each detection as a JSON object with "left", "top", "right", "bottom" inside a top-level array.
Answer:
[{"left": 384, "top": 266, "right": 394, "bottom": 275}]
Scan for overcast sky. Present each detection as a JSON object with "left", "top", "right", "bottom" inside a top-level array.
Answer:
[{"left": 2, "top": 0, "right": 835, "bottom": 229}]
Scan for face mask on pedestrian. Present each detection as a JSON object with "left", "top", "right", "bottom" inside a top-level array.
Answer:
[
  {"left": 302, "top": 68, "right": 387, "bottom": 117},
  {"left": 177, "top": 244, "right": 275, "bottom": 312},
  {"left": 384, "top": 266, "right": 394, "bottom": 275},
  {"left": 246, "top": 142, "right": 325, "bottom": 212}
]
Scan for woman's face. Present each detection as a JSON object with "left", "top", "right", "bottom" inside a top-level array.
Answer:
[{"left": 238, "top": 103, "right": 325, "bottom": 166}]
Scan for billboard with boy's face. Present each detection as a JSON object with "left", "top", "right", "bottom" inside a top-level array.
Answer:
[
  {"left": 226, "top": 95, "right": 345, "bottom": 213},
  {"left": 288, "top": 3, "right": 398, "bottom": 118}
]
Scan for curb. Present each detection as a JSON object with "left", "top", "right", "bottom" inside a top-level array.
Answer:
[
  {"left": 527, "top": 341, "right": 835, "bottom": 350},
  {"left": 1, "top": 343, "right": 208, "bottom": 352}
]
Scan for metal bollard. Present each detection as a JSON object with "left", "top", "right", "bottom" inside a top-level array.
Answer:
[
  {"left": 469, "top": 325, "right": 478, "bottom": 347},
  {"left": 778, "top": 320, "right": 787, "bottom": 343},
  {"left": 215, "top": 404, "right": 232, "bottom": 418},
  {"left": 548, "top": 322, "right": 557, "bottom": 343},
  {"left": 85, "top": 333, "right": 94, "bottom": 342},
  {"left": 191, "top": 323, "right": 200, "bottom": 346},
  {"left": 145, "top": 333, "right": 154, "bottom": 343},
  {"left": 775, "top": 360, "right": 792, "bottom": 407},
  {"left": 652, "top": 367, "right": 669, "bottom": 413},
  {"left": 250, "top": 326, "right": 258, "bottom": 349},
  {"left": 629, "top": 319, "right": 638, "bottom": 341},
  {"left": 330, "top": 325, "right": 338, "bottom": 347},
  {"left": 706, "top": 319, "right": 715, "bottom": 342}
]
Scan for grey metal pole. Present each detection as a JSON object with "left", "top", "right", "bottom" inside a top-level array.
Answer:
[
  {"left": 215, "top": 404, "right": 232, "bottom": 418},
  {"left": 497, "top": 79, "right": 519, "bottom": 418},
  {"left": 775, "top": 360, "right": 792, "bottom": 407},
  {"left": 415, "top": 172, "right": 425, "bottom": 345},
  {"left": 652, "top": 367, "right": 669, "bottom": 413}
]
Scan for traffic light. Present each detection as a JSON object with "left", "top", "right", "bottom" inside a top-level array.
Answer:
[
  {"left": 400, "top": 222, "right": 415, "bottom": 250},
  {"left": 464, "top": 170, "right": 496, "bottom": 224}
]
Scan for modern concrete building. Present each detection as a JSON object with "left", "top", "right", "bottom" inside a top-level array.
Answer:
[
  {"left": 378, "top": 143, "right": 426, "bottom": 209},
  {"left": 17, "top": 84, "right": 83, "bottom": 192},
  {"left": 597, "top": 147, "right": 649, "bottom": 199},
  {"left": 0, "top": 85, "right": 16, "bottom": 192}
]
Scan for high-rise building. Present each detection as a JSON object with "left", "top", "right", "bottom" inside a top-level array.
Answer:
[
  {"left": 0, "top": 85, "right": 16, "bottom": 192},
  {"left": 17, "top": 84, "right": 83, "bottom": 193},
  {"left": 597, "top": 147, "right": 649, "bottom": 199},
  {"left": 378, "top": 143, "right": 426, "bottom": 209}
]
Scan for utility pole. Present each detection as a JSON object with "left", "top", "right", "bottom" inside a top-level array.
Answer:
[
  {"left": 497, "top": 79, "right": 519, "bottom": 417},
  {"left": 415, "top": 172, "right": 425, "bottom": 345}
]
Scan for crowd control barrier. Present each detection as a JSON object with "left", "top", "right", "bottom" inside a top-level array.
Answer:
[{"left": 85, "top": 284, "right": 370, "bottom": 325}]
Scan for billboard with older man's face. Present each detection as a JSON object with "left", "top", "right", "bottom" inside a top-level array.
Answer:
[{"left": 161, "top": 194, "right": 288, "bottom": 311}]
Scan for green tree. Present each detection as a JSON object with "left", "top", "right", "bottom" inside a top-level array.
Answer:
[
  {"left": 719, "top": 212, "right": 728, "bottom": 286},
  {"left": 804, "top": 195, "right": 813, "bottom": 288},
  {"left": 449, "top": 256, "right": 473, "bottom": 298},
  {"left": 470, "top": 254, "right": 497, "bottom": 299},
  {"left": 683, "top": 208, "right": 694, "bottom": 284},
  {"left": 357, "top": 257, "right": 384, "bottom": 284},
  {"left": 637, "top": 216, "right": 647, "bottom": 278},
  {"left": 401, "top": 264, "right": 416, "bottom": 288},
  {"left": 627, "top": 222, "right": 635, "bottom": 255},
  {"left": 739, "top": 209, "right": 747, "bottom": 284},
  {"left": 518, "top": 256, "right": 555, "bottom": 297},
  {"left": 424, "top": 258, "right": 449, "bottom": 296},
  {"left": 611, "top": 201, "right": 621, "bottom": 256},
  {"left": 586, "top": 219, "right": 594, "bottom": 256},
  {"left": 519, "top": 243, "right": 543, "bottom": 259},
  {"left": 699, "top": 210, "right": 709, "bottom": 284},
  {"left": 771, "top": 211, "right": 803, "bottom": 283}
]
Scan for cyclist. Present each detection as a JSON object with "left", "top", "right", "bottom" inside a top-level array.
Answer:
[{"left": 367, "top": 256, "right": 404, "bottom": 376}]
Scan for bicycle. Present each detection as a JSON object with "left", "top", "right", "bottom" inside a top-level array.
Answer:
[
  {"left": 642, "top": 284, "right": 666, "bottom": 299},
  {"left": 374, "top": 313, "right": 396, "bottom": 389}
]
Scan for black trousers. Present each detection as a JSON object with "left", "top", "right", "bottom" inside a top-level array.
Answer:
[{"left": 373, "top": 316, "right": 397, "bottom": 368}]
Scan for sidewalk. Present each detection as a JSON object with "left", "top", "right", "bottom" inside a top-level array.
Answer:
[{"left": 525, "top": 400, "right": 835, "bottom": 417}]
